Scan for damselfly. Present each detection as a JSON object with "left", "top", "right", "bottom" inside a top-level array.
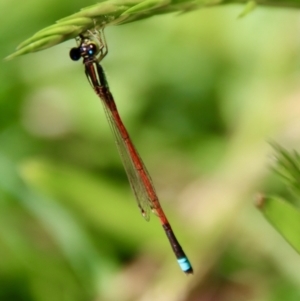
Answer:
[{"left": 70, "top": 29, "right": 193, "bottom": 274}]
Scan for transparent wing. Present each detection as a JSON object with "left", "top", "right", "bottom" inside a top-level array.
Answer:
[
  {"left": 101, "top": 97, "right": 155, "bottom": 221},
  {"left": 85, "top": 61, "right": 157, "bottom": 221}
]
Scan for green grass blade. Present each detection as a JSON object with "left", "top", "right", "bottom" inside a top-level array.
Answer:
[
  {"left": 6, "top": 0, "right": 300, "bottom": 60},
  {"left": 121, "top": 0, "right": 170, "bottom": 15},
  {"left": 6, "top": 35, "right": 65, "bottom": 59},
  {"left": 256, "top": 144, "right": 300, "bottom": 253},
  {"left": 16, "top": 18, "right": 92, "bottom": 50},
  {"left": 271, "top": 143, "right": 300, "bottom": 200},
  {"left": 0, "top": 0, "right": 247, "bottom": 60}
]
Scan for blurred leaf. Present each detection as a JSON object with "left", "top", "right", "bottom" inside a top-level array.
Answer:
[
  {"left": 0, "top": 152, "right": 113, "bottom": 289},
  {"left": 256, "top": 194, "right": 300, "bottom": 254},
  {"left": 238, "top": 0, "right": 257, "bottom": 18}
]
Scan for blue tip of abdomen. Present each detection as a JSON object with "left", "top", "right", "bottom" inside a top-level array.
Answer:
[{"left": 177, "top": 257, "right": 193, "bottom": 274}]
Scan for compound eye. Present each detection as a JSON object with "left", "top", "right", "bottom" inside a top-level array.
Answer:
[
  {"left": 87, "top": 43, "right": 98, "bottom": 57},
  {"left": 69, "top": 47, "right": 81, "bottom": 61}
]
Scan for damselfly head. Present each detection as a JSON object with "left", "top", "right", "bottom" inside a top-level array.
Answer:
[
  {"left": 70, "top": 29, "right": 107, "bottom": 63},
  {"left": 70, "top": 42, "right": 99, "bottom": 61}
]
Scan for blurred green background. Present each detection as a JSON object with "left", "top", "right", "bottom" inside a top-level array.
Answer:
[{"left": 1, "top": 1, "right": 300, "bottom": 301}]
